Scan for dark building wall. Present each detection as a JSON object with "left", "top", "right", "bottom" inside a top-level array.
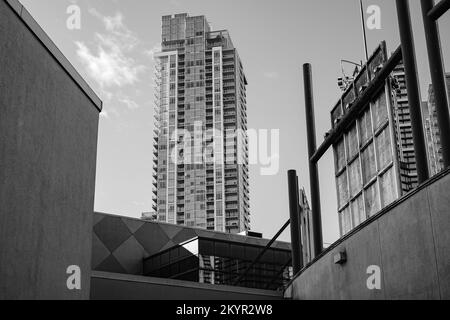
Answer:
[
  {"left": 285, "top": 169, "right": 450, "bottom": 300},
  {"left": 0, "top": 0, "right": 101, "bottom": 299},
  {"left": 91, "top": 271, "right": 283, "bottom": 300}
]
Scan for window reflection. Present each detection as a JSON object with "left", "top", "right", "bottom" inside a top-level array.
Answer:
[{"left": 143, "top": 237, "right": 292, "bottom": 290}]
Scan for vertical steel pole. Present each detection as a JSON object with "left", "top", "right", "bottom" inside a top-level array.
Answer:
[
  {"left": 396, "top": 0, "right": 430, "bottom": 183},
  {"left": 288, "top": 170, "right": 302, "bottom": 274},
  {"left": 359, "top": 0, "right": 369, "bottom": 62},
  {"left": 421, "top": 0, "right": 450, "bottom": 169},
  {"left": 303, "top": 64, "right": 323, "bottom": 257}
]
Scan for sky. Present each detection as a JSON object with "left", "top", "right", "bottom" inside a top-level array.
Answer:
[{"left": 20, "top": 0, "right": 450, "bottom": 243}]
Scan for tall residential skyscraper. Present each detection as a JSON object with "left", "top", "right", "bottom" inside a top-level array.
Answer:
[
  {"left": 422, "top": 73, "right": 450, "bottom": 176},
  {"left": 391, "top": 63, "right": 418, "bottom": 193},
  {"left": 330, "top": 42, "right": 418, "bottom": 237},
  {"left": 152, "top": 14, "right": 250, "bottom": 234}
]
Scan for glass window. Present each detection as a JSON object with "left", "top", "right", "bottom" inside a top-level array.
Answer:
[
  {"left": 361, "top": 143, "right": 376, "bottom": 185},
  {"left": 334, "top": 138, "right": 346, "bottom": 172},
  {"left": 376, "top": 127, "right": 393, "bottom": 170},
  {"left": 359, "top": 107, "right": 372, "bottom": 145},
  {"left": 351, "top": 195, "right": 365, "bottom": 228},
  {"left": 336, "top": 171, "right": 348, "bottom": 208},
  {"left": 346, "top": 124, "right": 359, "bottom": 160},
  {"left": 215, "top": 241, "right": 230, "bottom": 258},
  {"left": 348, "top": 158, "right": 362, "bottom": 197},
  {"left": 380, "top": 167, "right": 397, "bottom": 207},
  {"left": 365, "top": 182, "right": 379, "bottom": 217},
  {"left": 372, "top": 90, "right": 388, "bottom": 130},
  {"left": 340, "top": 206, "right": 352, "bottom": 235},
  {"left": 199, "top": 239, "right": 214, "bottom": 256}
]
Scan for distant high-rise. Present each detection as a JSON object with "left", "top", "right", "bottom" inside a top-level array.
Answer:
[
  {"left": 298, "top": 188, "right": 314, "bottom": 265},
  {"left": 422, "top": 73, "right": 450, "bottom": 176},
  {"left": 391, "top": 63, "right": 418, "bottom": 192},
  {"left": 152, "top": 14, "right": 250, "bottom": 233}
]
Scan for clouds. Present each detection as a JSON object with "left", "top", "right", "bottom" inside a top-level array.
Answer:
[
  {"left": 144, "top": 43, "right": 162, "bottom": 62},
  {"left": 73, "top": 8, "right": 162, "bottom": 118},
  {"left": 263, "top": 71, "right": 280, "bottom": 80},
  {"left": 75, "top": 9, "right": 145, "bottom": 89},
  {"left": 119, "top": 97, "right": 139, "bottom": 110}
]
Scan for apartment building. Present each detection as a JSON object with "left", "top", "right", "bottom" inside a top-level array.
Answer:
[{"left": 152, "top": 14, "right": 250, "bottom": 233}]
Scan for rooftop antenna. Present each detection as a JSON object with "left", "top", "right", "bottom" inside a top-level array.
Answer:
[
  {"left": 359, "top": 0, "right": 369, "bottom": 62},
  {"left": 338, "top": 60, "right": 362, "bottom": 91}
]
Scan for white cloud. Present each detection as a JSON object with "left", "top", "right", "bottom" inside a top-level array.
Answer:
[
  {"left": 145, "top": 43, "right": 162, "bottom": 62},
  {"left": 263, "top": 71, "right": 279, "bottom": 79},
  {"left": 99, "top": 110, "right": 109, "bottom": 118},
  {"left": 119, "top": 97, "right": 139, "bottom": 110},
  {"left": 75, "top": 9, "right": 145, "bottom": 88}
]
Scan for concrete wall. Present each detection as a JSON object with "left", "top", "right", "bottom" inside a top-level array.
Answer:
[
  {"left": 91, "top": 271, "right": 283, "bottom": 300},
  {"left": 285, "top": 169, "right": 450, "bottom": 300},
  {"left": 0, "top": 0, "right": 101, "bottom": 299}
]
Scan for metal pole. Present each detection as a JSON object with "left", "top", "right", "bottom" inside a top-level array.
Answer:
[
  {"left": 303, "top": 64, "right": 323, "bottom": 257},
  {"left": 421, "top": 0, "right": 450, "bottom": 169},
  {"left": 287, "top": 170, "right": 303, "bottom": 274},
  {"left": 428, "top": 0, "right": 450, "bottom": 21},
  {"left": 359, "top": 0, "right": 369, "bottom": 62},
  {"left": 396, "top": 0, "right": 430, "bottom": 183}
]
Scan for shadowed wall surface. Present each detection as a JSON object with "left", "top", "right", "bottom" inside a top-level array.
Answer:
[
  {"left": 91, "top": 271, "right": 284, "bottom": 300},
  {"left": 0, "top": 0, "right": 101, "bottom": 299},
  {"left": 285, "top": 169, "right": 450, "bottom": 300}
]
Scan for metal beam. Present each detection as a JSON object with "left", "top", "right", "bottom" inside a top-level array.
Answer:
[
  {"left": 288, "top": 170, "right": 303, "bottom": 274},
  {"left": 310, "top": 46, "right": 402, "bottom": 164},
  {"left": 303, "top": 64, "right": 323, "bottom": 257},
  {"left": 232, "top": 219, "right": 291, "bottom": 286},
  {"left": 428, "top": 0, "right": 450, "bottom": 21},
  {"left": 396, "top": 0, "right": 430, "bottom": 183},
  {"left": 421, "top": 0, "right": 450, "bottom": 169}
]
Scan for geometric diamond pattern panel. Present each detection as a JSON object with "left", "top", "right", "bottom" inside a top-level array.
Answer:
[
  {"left": 134, "top": 223, "right": 170, "bottom": 254},
  {"left": 113, "top": 236, "right": 148, "bottom": 274},
  {"left": 91, "top": 232, "right": 111, "bottom": 269},
  {"left": 96, "top": 255, "right": 126, "bottom": 274},
  {"left": 93, "top": 216, "right": 131, "bottom": 252}
]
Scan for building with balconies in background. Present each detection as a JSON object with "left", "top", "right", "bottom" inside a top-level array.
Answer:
[{"left": 152, "top": 14, "right": 250, "bottom": 234}]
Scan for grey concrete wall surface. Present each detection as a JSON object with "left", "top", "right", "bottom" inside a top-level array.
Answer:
[
  {"left": 90, "top": 271, "right": 284, "bottom": 300},
  {"left": 285, "top": 169, "right": 450, "bottom": 300},
  {"left": 0, "top": 0, "right": 100, "bottom": 299}
]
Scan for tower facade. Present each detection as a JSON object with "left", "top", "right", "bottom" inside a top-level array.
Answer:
[
  {"left": 152, "top": 14, "right": 250, "bottom": 233},
  {"left": 422, "top": 73, "right": 450, "bottom": 176}
]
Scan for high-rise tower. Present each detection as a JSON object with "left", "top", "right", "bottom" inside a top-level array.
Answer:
[
  {"left": 422, "top": 73, "right": 450, "bottom": 176},
  {"left": 152, "top": 14, "right": 250, "bottom": 234}
]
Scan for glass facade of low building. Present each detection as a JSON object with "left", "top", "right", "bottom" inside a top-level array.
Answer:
[{"left": 143, "top": 236, "right": 292, "bottom": 290}]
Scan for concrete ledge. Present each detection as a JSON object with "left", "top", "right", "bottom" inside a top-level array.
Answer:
[
  {"left": 3, "top": 0, "right": 102, "bottom": 111},
  {"left": 91, "top": 271, "right": 284, "bottom": 300}
]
